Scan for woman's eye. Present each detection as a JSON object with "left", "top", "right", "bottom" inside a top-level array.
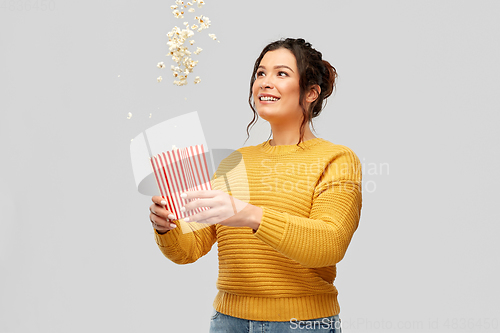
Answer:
[
  {"left": 256, "top": 71, "right": 265, "bottom": 77},
  {"left": 278, "top": 71, "right": 288, "bottom": 77}
]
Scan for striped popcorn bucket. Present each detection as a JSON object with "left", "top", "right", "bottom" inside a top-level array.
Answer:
[{"left": 150, "top": 144, "right": 212, "bottom": 221}]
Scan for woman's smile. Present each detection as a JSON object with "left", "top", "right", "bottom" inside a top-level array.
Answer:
[{"left": 258, "top": 93, "right": 281, "bottom": 103}]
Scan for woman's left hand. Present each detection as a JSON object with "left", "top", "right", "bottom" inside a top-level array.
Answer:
[{"left": 180, "top": 190, "right": 260, "bottom": 229}]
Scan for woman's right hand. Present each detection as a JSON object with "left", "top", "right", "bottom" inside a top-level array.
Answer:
[{"left": 149, "top": 196, "right": 178, "bottom": 234}]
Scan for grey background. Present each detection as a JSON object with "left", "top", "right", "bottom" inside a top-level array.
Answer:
[{"left": 1, "top": 0, "right": 499, "bottom": 332}]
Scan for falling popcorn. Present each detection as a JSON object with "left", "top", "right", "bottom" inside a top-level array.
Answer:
[
  {"left": 157, "top": 76, "right": 163, "bottom": 82},
  {"left": 172, "top": 10, "right": 184, "bottom": 19},
  {"left": 158, "top": 0, "right": 218, "bottom": 85},
  {"left": 127, "top": 112, "right": 132, "bottom": 119},
  {"left": 149, "top": 113, "right": 152, "bottom": 118}
]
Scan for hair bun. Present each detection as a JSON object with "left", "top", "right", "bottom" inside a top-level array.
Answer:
[{"left": 321, "top": 59, "right": 337, "bottom": 99}]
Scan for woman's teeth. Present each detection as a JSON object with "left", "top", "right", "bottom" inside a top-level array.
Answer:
[{"left": 260, "top": 96, "right": 280, "bottom": 101}]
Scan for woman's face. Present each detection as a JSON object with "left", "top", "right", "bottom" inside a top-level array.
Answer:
[{"left": 252, "top": 48, "right": 303, "bottom": 124}]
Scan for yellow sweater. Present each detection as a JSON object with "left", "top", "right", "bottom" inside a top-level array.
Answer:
[{"left": 154, "top": 138, "right": 362, "bottom": 321}]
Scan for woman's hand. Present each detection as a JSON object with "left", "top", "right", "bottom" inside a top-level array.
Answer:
[
  {"left": 149, "top": 196, "right": 178, "bottom": 234},
  {"left": 181, "top": 190, "right": 262, "bottom": 230}
]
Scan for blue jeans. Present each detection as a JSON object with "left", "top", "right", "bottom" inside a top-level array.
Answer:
[{"left": 209, "top": 310, "right": 342, "bottom": 333}]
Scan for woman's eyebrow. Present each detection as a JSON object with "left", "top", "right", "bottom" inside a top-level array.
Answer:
[{"left": 258, "top": 65, "right": 295, "bottom": 73}]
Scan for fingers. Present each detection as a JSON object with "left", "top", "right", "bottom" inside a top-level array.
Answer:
[
  {"left": 149, "top": 211, "right": 177, "bottom": 231},
  {"left": 151, "top": 197, "right": 177, "bottom": 220},
  {"left": 181, "top": 190, "right": 220, "bottom": 200},
  {"left": 150, "top": 196, "right": 178, "bottom": 232},
  {"left": 150, "top": 213, "right": 177, "bottom": 232},
  {"left": 152, "top": 195, "right": 168, "bottom": 207}
]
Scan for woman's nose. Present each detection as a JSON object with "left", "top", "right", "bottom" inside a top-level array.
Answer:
[{"left": 260, "top": 79, "right": 274, "bottom": 89}]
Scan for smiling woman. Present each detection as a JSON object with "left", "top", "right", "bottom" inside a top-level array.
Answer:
[
  {"left": 247, "top": 38, "right": 338, "bottom": 147},
  {"left": 149, "top": 38, "right": 360, "bottom": 333}
]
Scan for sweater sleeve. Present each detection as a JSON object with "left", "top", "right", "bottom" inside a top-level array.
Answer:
[
  {"left": 252, "top": 147, "right": 362, "bottom": 268},
  {"left": 153, "top": 174, "right": 218, "bottom": 265},
  {"left": 154, "top": 221, "right": 216, "bottom": 265}
]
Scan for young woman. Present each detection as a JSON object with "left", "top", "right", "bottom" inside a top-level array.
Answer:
[{"left": 149, "top": 38, "right": 362, "bottom": 332}]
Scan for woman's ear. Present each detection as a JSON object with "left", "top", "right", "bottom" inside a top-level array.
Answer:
[{"left": 306, "top": 84, "right": 321, "bottom": 103}]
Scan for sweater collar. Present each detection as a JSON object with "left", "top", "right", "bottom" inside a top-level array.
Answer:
[{"left": 259, "top": 138, "right": 324, "bottom": 155}]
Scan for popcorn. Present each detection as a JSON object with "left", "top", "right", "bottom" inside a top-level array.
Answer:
[
  {"left": 173, "top": 76, "right": 188, "bottom": 86},
  {"left": 127, "top": 112, "right": 132, "bottom": 119},
  {"left": 159, "top": 0, "right": 218, "bottom": 85},
  {"left": 194, "top": 15, "right": 211, "bottom": 30},
  {"left": 172, "top": 10, "right": 183, "bottom": 18}
]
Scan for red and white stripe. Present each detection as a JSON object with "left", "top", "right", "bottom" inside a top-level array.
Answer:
[{"left": 149, "top": 144, "right": 212, "bottom": 220}]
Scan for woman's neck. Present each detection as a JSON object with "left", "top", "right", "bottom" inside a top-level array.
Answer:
[{"left": 269, "top": 127, "right": 317, "bottom": 146}]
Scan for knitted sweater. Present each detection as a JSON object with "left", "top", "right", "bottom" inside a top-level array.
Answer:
[{"left": 154, "top": 138, "right": 362, "bottom": 321}]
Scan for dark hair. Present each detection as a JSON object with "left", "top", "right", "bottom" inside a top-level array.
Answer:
[{"left": 244, "top": 38, "right": 338, "bottom": 148}]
